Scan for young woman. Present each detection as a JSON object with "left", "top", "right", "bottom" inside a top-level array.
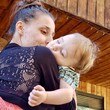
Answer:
[
  {"left": 0, "top": 1, "right": 77, "bottom": 110},
  {"left": 0, "top": 1, "right": 57, "bottom": 110}
]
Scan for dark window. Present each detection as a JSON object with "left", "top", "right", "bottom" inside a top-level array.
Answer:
[{"left": 76, "top": 91, "right": 104, "bottom": 110}]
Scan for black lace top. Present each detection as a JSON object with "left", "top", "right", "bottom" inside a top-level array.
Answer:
[{"left": 0, "top": 43, "right": 59, "bottom": 110}]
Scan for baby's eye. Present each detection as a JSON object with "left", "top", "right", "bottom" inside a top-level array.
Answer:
[
  {"left": 57, "top": 39, "right": 60, "bottom": 44},
  {"left": 60, "top": 49, "right": 67, "bottom": 57},
  {"left": 57, "top": 40, "right": 60, "bottom": 44},
  {"left": 57, "top": 38, "right": 63, "bottom": 44}
]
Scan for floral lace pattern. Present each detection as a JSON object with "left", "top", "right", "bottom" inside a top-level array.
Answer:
[{"left": 0, "top": 46, "right": 39, "bottom": 96}]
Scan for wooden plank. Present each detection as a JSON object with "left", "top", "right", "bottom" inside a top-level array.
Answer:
[
  {"left": 91, "top": 84, "right": 96, "bottom": 95},
  {"left": 92, "top": 58, "right": 110, "bottom": 70},
  {"left": 96, "top": 86, "right": 101, "bottom": 96},
  {"left": 45, "top": 0, "right": 56, "bottom": 6},
  {"left": 101, "top": 87, "right": 106, "bottom": 110},
  {"left": 80, "top": 76, "right": 88, "bottom": 82},
  {"left": 44, "top": 4, "right": 52, "bottom": 12},
  {"left": 90, "top": 74, "right": 110, "bottom": 85},
  {"left": 55, "top": 14, "right": 69, "bottom": 32},
  {"left": 50, "top": 8, "right": 60, "bottom": 16},
  {"left": 0, "top": 10, "right": 4, "bottom": 17},
  {"left": 0, "top": 37, "right": 8, "bottom": 51},
  {"left": 106, "top": 88, "right": 110, "bottom": 110},
  {"left": 86, "top": 83, "right": 91, "bottom": 93},
  {"left": 87, "top": 0, "right": 96, "bottom": 22},
  {"left": 95, "top": 53, "right": 110, "bottom": 64},
  {"left": 0, "top": 13, "right": 9, "bottom": 30},
  {"left": 68, "top": 0, "right": 78, "bottom": 15},
  {"left": 86, "top": 65, "right": 110, "bottom": 78},
  {"left": 81, "top": 81, "right": 87, "bottom": 92},
  {"left": 91, "top": 62, "right": 110, "bottom": 74},
  {"left": 96, "top": 0, "right": 104, "bottom": 26},
  {"left": 50, "top": 9, "right": 62, "bottom": 23},
  {"left": 69, "top": 22, "right": 90, "bottom": 33},
  {"left": 98, "top": 48, "right": 110, "bottom": 58},
  {"left": 83, "top": 67, "right": 110, "bottom": 82},
  {"left": 105, "top": 0, "right": 110, "bottom": 29},
  {"left": 2, "top": 34, "right": 12, "bottom": 42},
  {"left": 56, "top": 0, "right": 67, "bottom": 10},
  {"left": 100, "top": 39, "right": 110, "bottom": 51},
  {"left": 82, "top": 26, "right": 98, "bottom": 38},
  {"left": 99, "top": 28, "right": 110, "bottom": 33},
  {"left": 55, "top": 18, "right": 81, "bottom": 38},
  {"left": 95, "top": 34, "right": 110, "bottom": 45},
  {"left": 89, "top": 31, "right": 104, "bottom": 41},
  {"left": 77, "top": 0, "right": 87, "bottom": 18},
  {"left": 0, "top": 0, "right": 16, "bottom": 37},
  {"left": 101, "top": 81, "right": 110, "bottom": 87},
  {"left": 0, "top": 0, "right": 12, "bottom": 9}
]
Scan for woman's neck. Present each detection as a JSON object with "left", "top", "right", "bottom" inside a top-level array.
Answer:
[{"left": 10, "top": 34, "right": 22, "bottom": 46}]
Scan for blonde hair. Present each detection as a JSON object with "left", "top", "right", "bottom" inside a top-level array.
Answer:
[{"left": 73, "top": 33, "right": 98, "bottom": 74}]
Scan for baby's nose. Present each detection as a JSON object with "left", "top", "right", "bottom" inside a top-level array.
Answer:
[{"left": 53, "top": 44, "right": 62, "bottom": 51}]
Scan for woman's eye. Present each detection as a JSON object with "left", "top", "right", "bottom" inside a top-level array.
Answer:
[{"left": 41, "top": 30, "right": 48, "bottom": 35}]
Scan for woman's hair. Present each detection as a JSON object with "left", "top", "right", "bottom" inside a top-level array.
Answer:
[
  {"left": 8, "top": 0, "right": 54, "bottom": 36},
  {"left": 73, "top": 33, "right": 99, "bottom": 74}
]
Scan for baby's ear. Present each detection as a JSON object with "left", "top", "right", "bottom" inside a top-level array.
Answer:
[{"left": 16, "top": 21, "right": 24, "bottom": 36}]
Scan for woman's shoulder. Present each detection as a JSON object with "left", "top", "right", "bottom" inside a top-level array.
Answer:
[
  {"left": 33, "top": 46, "right": 57, "bottom": 64},
  {"left": 34, "top": 46, "right": 58, "bottom": 73},
  {"left": 35, "top": 46, "right": 54, "bottom": 58}
]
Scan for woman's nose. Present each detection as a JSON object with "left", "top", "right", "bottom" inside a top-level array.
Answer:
[{"left": 46, "top": 36, "right": 53, "bottom": 44}]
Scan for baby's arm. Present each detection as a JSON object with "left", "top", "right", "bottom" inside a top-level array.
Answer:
[
  {"left": 44, "top": 78, "right": 74, "bottom": 104},
  {"left": 45, "top": 66, "right": 80, "bottom": 104},
  {"left": 28, "top": 79, "right": 73, "bottom": 106},
  {"left": 28, "top": 66, "right": 80, "bottom": 106}
]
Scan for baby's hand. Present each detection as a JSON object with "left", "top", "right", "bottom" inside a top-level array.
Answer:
[{"left": 28, "top": 85, "right": 47, "bottom": 107}]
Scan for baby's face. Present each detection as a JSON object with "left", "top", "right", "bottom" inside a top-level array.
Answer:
[{"left": 47, "top": 34, "right": 81, "bottom": 67}]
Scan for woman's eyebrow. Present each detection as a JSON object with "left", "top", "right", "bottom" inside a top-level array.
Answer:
[{"left": 42, "top": 25, "right": 49, "bottom": 30}]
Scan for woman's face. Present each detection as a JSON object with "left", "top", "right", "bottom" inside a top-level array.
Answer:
[
  {"left": 18, "top": 13, "right": 55, "bottom": 47},
  {"left": 47, "top": 34, "right": 81, "bottom": 67}
]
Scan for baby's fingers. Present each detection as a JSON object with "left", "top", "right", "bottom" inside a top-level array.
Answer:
[
  {"left": 28, "top": 97, "right": 37, "bottom": 106},
  {"left": 34, "top": 85, "right": 45, "bottom": 91},
  {"left": 28, "top": 92, "right": 41, "bottom": 106}
]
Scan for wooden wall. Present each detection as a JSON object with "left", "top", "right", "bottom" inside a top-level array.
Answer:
[
  {"left": 77, "top": 81, "right": 110, "bottom": 110},
  {"left": 44, "top": 0, "right": 110, "bottom": 29}
]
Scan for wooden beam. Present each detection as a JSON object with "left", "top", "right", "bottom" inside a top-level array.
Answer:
[{"left": 0, "top": 37, "right": 8, "bottom": 51}]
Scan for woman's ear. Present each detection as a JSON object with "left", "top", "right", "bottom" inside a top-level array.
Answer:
[{"left": 16, "top": 21, "right": 24, "bottom": 36}]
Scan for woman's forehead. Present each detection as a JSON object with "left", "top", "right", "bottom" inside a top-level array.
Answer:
[{"left": 35, "top": 14, "right": 55, "bottom": 29}]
